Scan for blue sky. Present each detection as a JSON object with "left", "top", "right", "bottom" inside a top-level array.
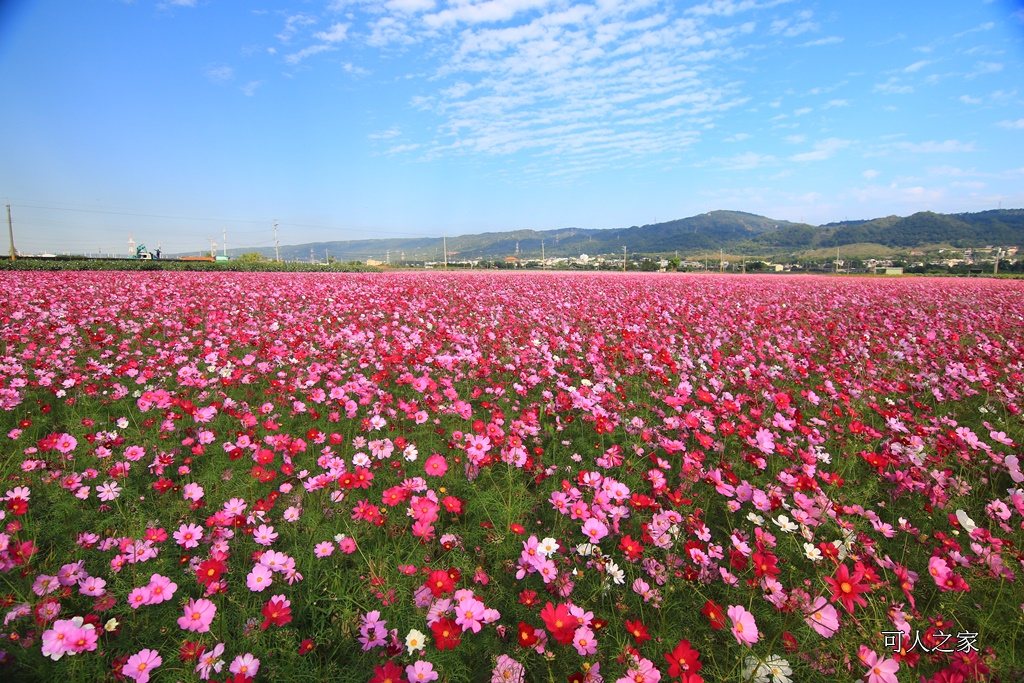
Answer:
[{"left": 1, "top": 0, "right": 1022, "bottom": 255}]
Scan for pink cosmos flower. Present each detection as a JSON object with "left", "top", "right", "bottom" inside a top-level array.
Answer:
[
  {"left": 182, "top": 482, "right": 204, "bottom": 502},
  {"left": 424, "top": 453, "right": 448, "bottom": 477},
  {"left": 573, "top": 626, "right": 597, "bottom": 656},
  {"left": 78, "top": 576, "right": 107, "bottom": 597},
  {"left": 41, "top": 618, "right": 77, "bottom": 661},
  {"left": 177, "top": 598, "right": 216, "bottom": 632},
  {"left": 195, "top": 642, "right": 225, "bottom": 680},
  {"left": 127, "top": 586, "right": 152, "bottom": 610},
  {"left": 455, "top": 597, "right": 485, "bottom": 634},
  {"left": 174, "top": 523, "right": 204, "bottom": 549},
  {"left": 615, "top": 655, "right": 661, "bottom": 683},
  {"left": 247, "top": 564, "right": 274, "bottom": 592},
  {"left": 124, "top": 648, "right": 162, "bottom": 683},
  {"left": 804, "top": 596, "right": 840, "bottom": 638},
  {"left": 727, "top": 605, "right": 759, "bottom": 646},
  {"left": 146, "top": 574, "right": 177, "bottom": 605},
  {"left": 581, "top": 518, "right": 609, "bottom": 543},
  {"left": 314, "top": 541, "right": 335, "bottom": 557},
  {"left": 407, "top": 660, "right": 439, "bottom": 683},
  {"left": 229, "top": 653, "right": 260, "bottom": 678},
  {"left": 492, "top": 654, "right": 525, "bottom": 683},
  {"left": 253, "top": 524, "right": 278, "bottom": 546},
  {"left": 861, "top": 648, "right": 899, "bottom": 683}
]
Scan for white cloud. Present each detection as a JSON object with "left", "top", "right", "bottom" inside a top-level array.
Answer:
[
  {"left": 894, "top": 139, "right": 975, "bottom": 153},
  {"left": 789, "top": 137, "right": 851, "bottom": 161},
  {"left": 966, "top": 61, "right": 1003, "bottom": 79},
  {"left": 997, "top": 119, "right": 1024, "bottom": 129},
  {"left": 425, "top": 0, "right": 560, "bottom": 28},
  {"left": 315, "top": 23, "right": 350, "bottom": 43},
  {"left": 823, "top": 99, "right": 848, "bottom": 108},
  {"left": 204, "top": 64, "right": 234, "bottom": 83},
  {"left": 240, "top": 81, "right": 262, "bottom": 97},
  {"left": 724, "top": 132, "right": 751, "bottom": 142},
  {"left": 874, "top": 79, "right": 913, "bottom": 95},
  {"left": 793, "top": 107, "right": 811, "bottom": 116},
  {"left": 903, "top": 59, "right": 933, "bottom": 73},
  {"left": 717, "top": 151, "right": 775, "bottom": 169},
  {"left": 277, "top": 14, "right": 317, "bottom": 44},
  {"left": 862, "top": 169, "right": 879, "bottom": 180},
  {"left": 959, "top": 94, "right": 981, "bottom": 104},
  {"left": 784, "top": 134, "right": 805, "bottom": 144},
  {"left": 284, "top": 44, "right": 336, "bottom": 65},
  {"left": 799, "top": 36, "right": 842, "bottom": 47}
]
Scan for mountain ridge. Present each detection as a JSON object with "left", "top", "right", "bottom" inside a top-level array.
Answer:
[{"left": 173, "top": 209, "right": 1024, "bottom": 262}]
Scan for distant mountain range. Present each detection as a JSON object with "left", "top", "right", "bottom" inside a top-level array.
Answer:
[{"left": 177, "top": 209, "right": 1024, "bottom": 263}]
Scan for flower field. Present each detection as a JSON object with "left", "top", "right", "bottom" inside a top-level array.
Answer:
[{"left": 1, "top": 270, "right": 1023, "bottom": 683}]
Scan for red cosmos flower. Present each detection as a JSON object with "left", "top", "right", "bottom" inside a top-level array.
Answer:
[
  {"left": 540, "top": 602, "right": 576, "bottom": 645},
  {"left": 6, "top": 498, "right": 28, "bottom": 516},
  {"left": 752, "top": 550, "right": 780, "bottom": 578},
  {"left": 624, "top": 619, "right": 651, "bottom": 645},
  {"left": 824, "top": 563, "right": 871, "bottom": 613},
  {"left": 441, "top": 496, "right": 464, "bottom": 514},
  {"left": 701, "top": 600, "right": 727, "bottom": 630},
  {"left": 664, "top": 639, "right": 702, "bottom": 678},
  {"left": 196, "top": 559, "right": 226, "bottom": 587},
  {"left": 152, "top": 478, "right": 174, "bottom": 494},
  {"left": 261, "top": 597, "right": 292, "bottom": 630},
  {"left": 518, "top": 589, "right": 538, "bottom": 607},
  {"left": 518, "top": 622, "right": 539, "bottom": 648},
  {"left": 431, "top": 617, "right": 462, "bottom": 650},
  {"left": 426, "top": 569, "right": 454, "bottom": 597},
  {"left": 179, "top": 640, "right": 205, "bottom": 662},
  {"left": 618, "top": 535, "right": 644, "bottom": 560},
  {"left": 298, "top": 639, "right": 316, "bottom": 655},
  {"left": 510, "top": 523, "right": 526, "bottom": 534}
]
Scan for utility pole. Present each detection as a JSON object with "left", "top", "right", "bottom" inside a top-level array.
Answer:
[
  {"left": 443, "top": 235, "right": 448, "bottom": 270},
  {"left": 386, "top": 250, "right": 390, "bottom": 266},
  {"left": 622, "top": 246, "right": 626, "bottom": 272},
  {"left": 222, "top": 227, "right": 227, "bottom": 256},
  {"left": 6, "top": 203, "right": 15, "bottom": 260},
  {"left": 994, "top": 249, "right": 1000, "bottom": 275},
  {"left": 273, "top": 220, "right": 280, "bottom": 262},
  {"left": 209, "top": 237, "right": 217, "bottom": 258},
  {"left": 720, "top": 248, "right": 724, "bottom": 273},
  {"left": 835, "top": 246, "right": 839, "bottom": 275},
  {"left": 310, "top": 248, "right": 314, "bottom": 264},
  {"left": 541, "top": 239, "right": 545, "bottom": 270},
  {"left": 325, "top": 248, "right": 329, "bottom": 264}
]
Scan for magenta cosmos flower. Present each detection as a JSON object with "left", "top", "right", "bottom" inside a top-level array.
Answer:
[{"left": 177, "top": 598, "right": 216, "bottom": 632}]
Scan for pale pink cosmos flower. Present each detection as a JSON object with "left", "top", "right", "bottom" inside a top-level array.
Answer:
[
  {"left": 177, "top": 598, "right": 216, "bottom": 632},
  {"left": 861, "top": 648, "right": 899, "bottom": 683},
  {"left": 491, "top": 654, "right": 525, "bottom": 683},
  {"left": 727, "top": 604, "right": 759, "bottom": 647},
  {"left": 41, "top": 618, "right": 77, "bottom": 661},
  {"left": 804, "top": 596, "right": 840, "bottom": 638},
  {"left": 124, "top": 648, "right": 162, "bottom": 683},
  {"left": 253, "top": 524, "right": 278, "bottom": 546},
  {"left": 195, "top": 642, "right": 225, "bottom": 680},
  {"left": 247, "top": 564, "right": 274, "bottom": 592},
  {"left": 182, "top": 482, "right": 204, "bottom": 502},
  {"left": 407, "top": 660, "right": 439, "bottom": 683},
  {"left": 229, "top": 653, "right": 260, "bottom": 677},
  {"left": 581, "top": 518, "right": 609, "bottom": 543},
  {"left": 314, "top": 541, "right": 335, "bottom": 558}
]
